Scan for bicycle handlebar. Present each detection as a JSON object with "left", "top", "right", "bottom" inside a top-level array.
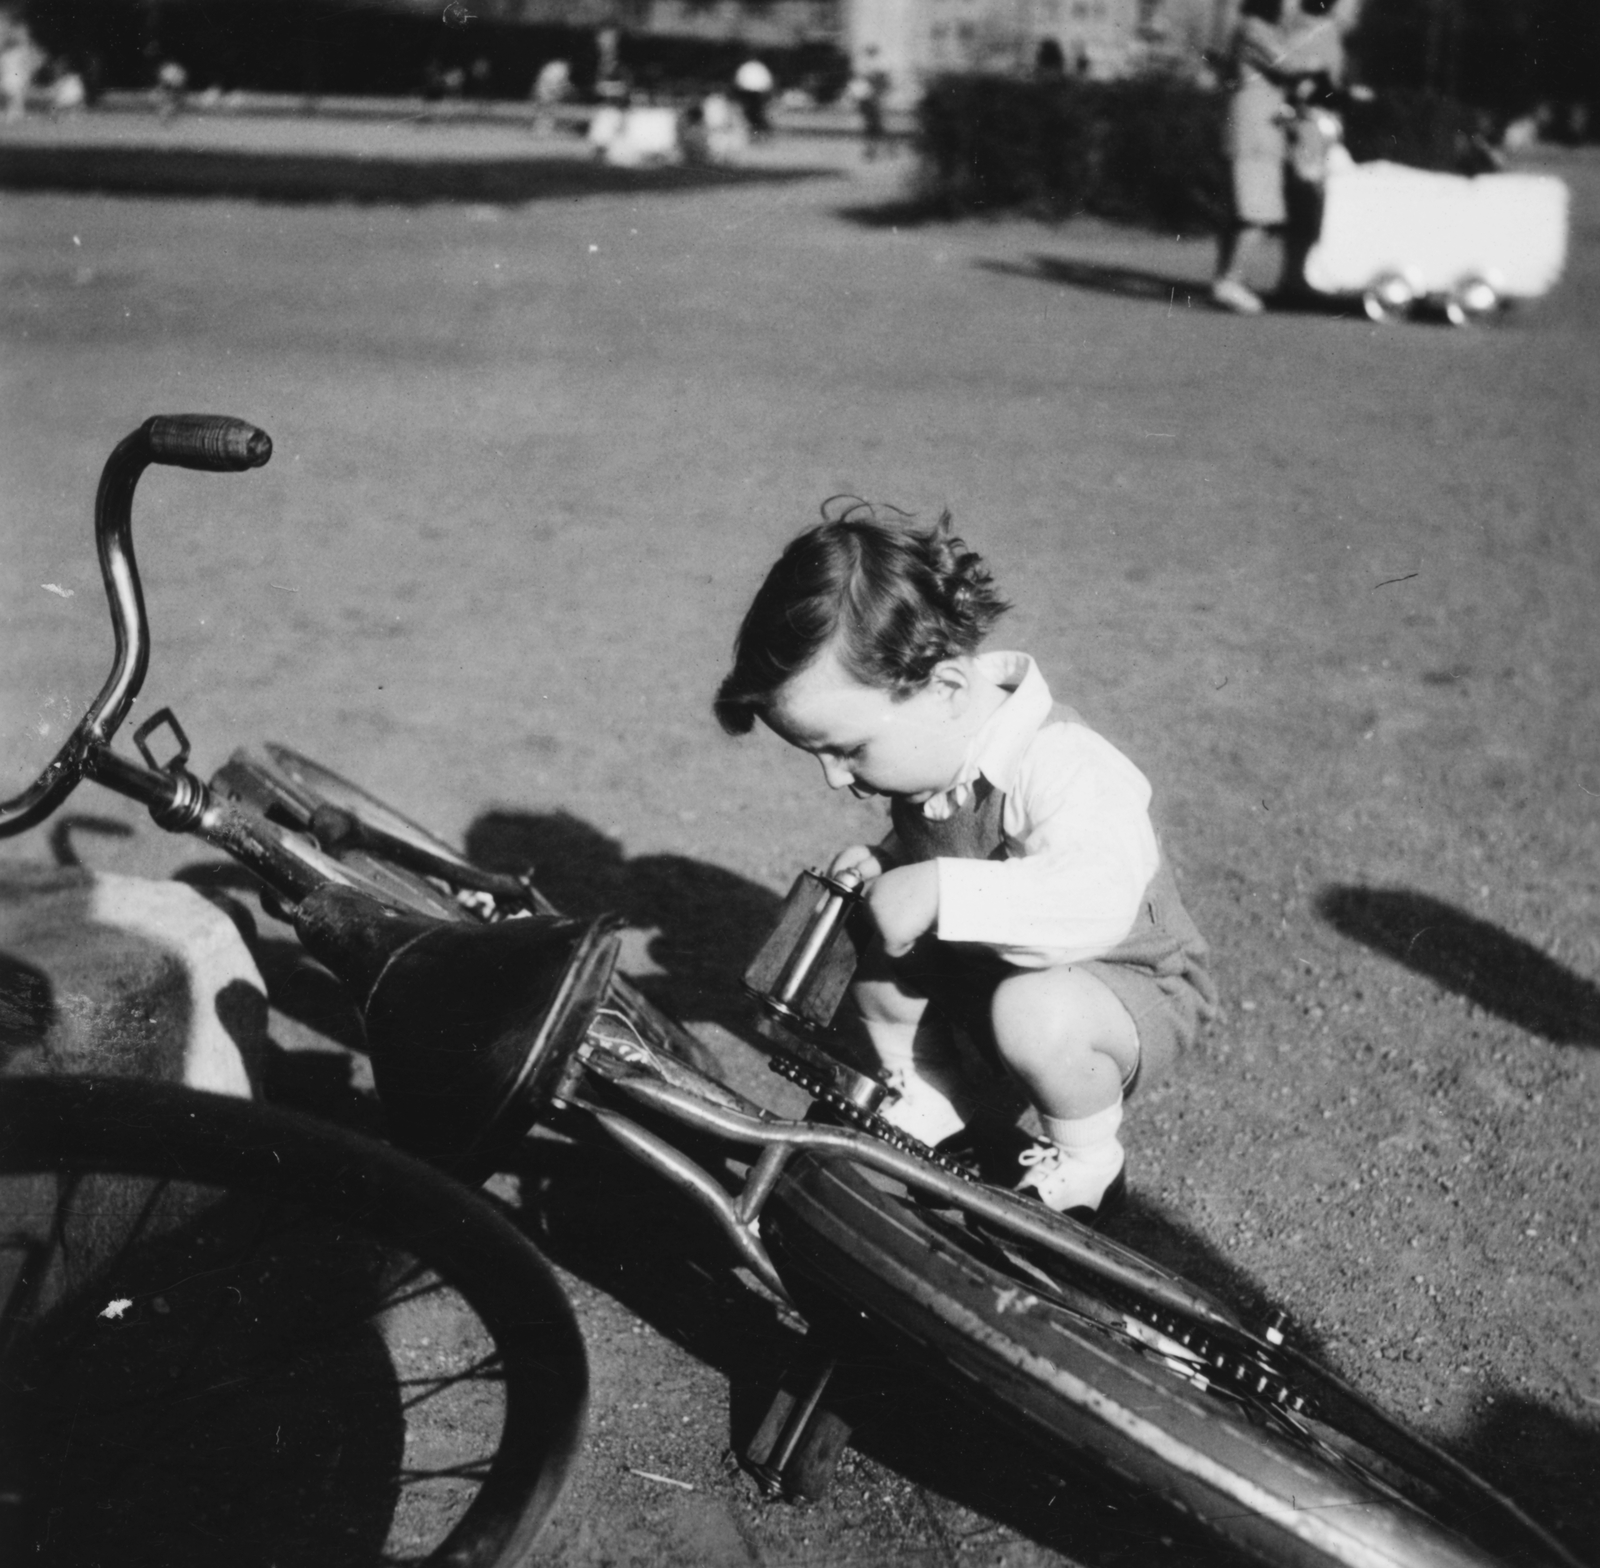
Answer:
[
  {"left": 0, "top": 415, "right": 272, "bottom": 837},
  {"left": 143, "top": 413, "right": 274, "bottom": 473}
]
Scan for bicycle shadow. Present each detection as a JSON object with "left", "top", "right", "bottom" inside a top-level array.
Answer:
[
  {"left": 464, "top": 808, "right": 784, "bottom": 1037},
  {"left": 1316, "top": 885, "right": 1600, "bottom": 1047},
  {"left": 1457, "top": 1395, "right": 1600, "bottom": 1561}
]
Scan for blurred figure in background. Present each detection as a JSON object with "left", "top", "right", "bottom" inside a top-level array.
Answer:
[
  {"left": 733, "top": 54, "right": 774, "bottom": 138},
  {"left": 594, "top": 26, "right": 631, "bottom": 108},
  {"left": 531, "top": 56, "right": 572, "bottom": 134},
  {"left": 155, "top": 58, "right": 188, "bottom": 122},
  {"left": 1211, "top": 0, "right": 1360, "bottom": 314},
  {"left": 846, "top": 46, "right": 891, "bottom": 160},
  {"left": 697, "top": 90, "right": 752, "bottom": 165},
  {"left": 0, "top": 18, "right": 38, "bottom": 122},
  {"left": 49, "top": 58, "right": 87, "bottom": 118}
]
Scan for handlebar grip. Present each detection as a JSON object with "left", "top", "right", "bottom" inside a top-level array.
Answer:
[{"left": 143, "top": 415, "right": 272, "bottom": 472}]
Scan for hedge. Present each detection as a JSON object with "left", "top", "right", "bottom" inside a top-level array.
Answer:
[
  {"left": 914, "top": 72, "right": 1230, "bottom": 229},
  {"left": 914, "top": 73, "right": 1501, "bottom": 230}
]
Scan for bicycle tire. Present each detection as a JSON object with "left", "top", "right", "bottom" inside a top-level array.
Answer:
[
  {"left": 0, "top": 1075, "right": 587, "bottom": 1568},
  {"left": 763, "top": 1152, "right": 1572, "bottom": 1568}
]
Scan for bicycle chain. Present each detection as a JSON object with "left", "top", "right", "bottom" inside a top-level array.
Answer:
[
  {"left": 1110, "top": 1293, "right": 1314, "bottom": 1417},
  {"left": 768, "top": 1048, "right": 1313, "bottom": 1416},
  {"left": 766, "top": 1048, "right": 979, "bottom": 1183}
]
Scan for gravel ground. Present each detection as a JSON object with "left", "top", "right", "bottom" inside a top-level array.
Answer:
[{"left": 1, "top": 115, "right": 1595, "bottom": 1566}]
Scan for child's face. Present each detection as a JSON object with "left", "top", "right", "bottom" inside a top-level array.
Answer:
[{"left": 764, "top": 648, "right": 970, "bottom": 804}]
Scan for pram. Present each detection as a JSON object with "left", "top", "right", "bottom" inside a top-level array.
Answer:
[{"left": 1295, "top": 104, "right": 1569, "bottom": 324}]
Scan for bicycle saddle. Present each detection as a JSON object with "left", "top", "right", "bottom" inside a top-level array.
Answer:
[{"left": 293, "top": 885, "right": 622, "bottom": 1179}]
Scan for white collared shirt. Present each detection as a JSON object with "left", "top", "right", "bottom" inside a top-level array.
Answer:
[{"left": 911, "top": 652, "right": 1161, "bottom": 968}]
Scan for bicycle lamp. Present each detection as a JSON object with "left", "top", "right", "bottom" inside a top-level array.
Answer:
[{"left": 743, "top": 868, "right": 867, "bottom": 1038}]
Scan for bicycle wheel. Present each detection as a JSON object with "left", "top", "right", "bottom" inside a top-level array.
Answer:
[
  {"left": 763, "top": 1152, "right": 1576, "bottom": 1568},
  {"left": 0, "top": 1075, "right": 587, "bottom": 1568}
]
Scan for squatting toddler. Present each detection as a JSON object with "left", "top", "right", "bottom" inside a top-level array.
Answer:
[{"left": 715, "top": 508, "right": 1215, "bottom": 1219}]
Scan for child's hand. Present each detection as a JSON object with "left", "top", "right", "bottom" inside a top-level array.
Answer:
[
  {"left": 865, "top": 863, "right": 939, "bottom": 956},
  {"left": 828, "top": 844, "right": 884, "bottom": 884}
]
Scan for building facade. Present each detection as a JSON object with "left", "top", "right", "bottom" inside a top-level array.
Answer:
[{"left": 847, "top": 0, "right": 1166, "bottom": 103}]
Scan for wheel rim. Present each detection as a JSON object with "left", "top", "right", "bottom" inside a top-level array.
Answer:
[
  {"left": 1363, "top": 275, "right": 1414, "bottom": 324},
  {"left": 1446, "top": 278, "right": 1499, "bottom": 326}
]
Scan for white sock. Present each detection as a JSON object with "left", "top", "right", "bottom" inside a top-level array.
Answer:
[
  {"left": 863, "top": 1019, "right": 963, "bottom": 1079},
  {"left": 1040, "top": 1099, "right": 1124, "bottom": 1173},
  {"left": 866, "top": 1020, "right": 969, "bottom": 1143},
  {"left": 862, "top": 1019, "right": 919, "bottom": 1074}
]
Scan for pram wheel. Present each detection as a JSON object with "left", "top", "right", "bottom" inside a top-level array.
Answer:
[
  {"left": 1362, "top": 273, "right": 1415, "bottom": 324},
  {"left": 1445, "top": 276, "right": 1500, "bottom": 327}
]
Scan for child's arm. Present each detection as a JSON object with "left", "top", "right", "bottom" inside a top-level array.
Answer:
[
  {"left": 933, "top": 724, "right": 1160, "bottom": 965},
  {"left": 863, "top": 862, "right": 939, "bottom": 956}
]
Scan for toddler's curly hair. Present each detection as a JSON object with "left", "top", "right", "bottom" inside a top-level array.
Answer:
[{"left": 714, "top": 500, "right": 1010, "bottom": 736}]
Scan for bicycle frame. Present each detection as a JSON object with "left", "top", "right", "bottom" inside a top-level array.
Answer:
[{"left": 567, "top": 1014, "right": 1247, "bottom": 1330}]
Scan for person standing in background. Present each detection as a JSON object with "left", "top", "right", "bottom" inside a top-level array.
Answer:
[
  {"left": 733, "top": 54, "right": 775, "bottom": 139},
  {"left": 1211, "top": 0, "right": 1360, "bottom": 314},
  {"left": 0, "top": 18, "right": 38, "bottom": 122},
  {"left": 846, "top": 46, "right": 891, "bottom": 161}
]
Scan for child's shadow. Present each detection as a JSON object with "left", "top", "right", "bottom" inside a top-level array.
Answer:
[
  {"left": 1317, "top": 885, "right": 1600, "bottom": 1047},
  {"left": 465, "top": 809, "right": 784, "bottom": 1036}
]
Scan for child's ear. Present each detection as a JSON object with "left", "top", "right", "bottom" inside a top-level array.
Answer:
[{"left": 929, "top": 659, "right": 971, "bottom": 711}]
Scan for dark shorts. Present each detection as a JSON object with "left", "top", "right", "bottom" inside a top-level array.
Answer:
[{"left": 893, "top": 940, "right": 1208, "bottom": 1098}]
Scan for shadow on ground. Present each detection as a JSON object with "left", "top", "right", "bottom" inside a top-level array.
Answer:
[
  {"left": 1317, "top": 884, "right": 1600, "bottom": 1046},
  {"left": 0, "top": 144, "right": 842, "bottom": 204},
  {"left": 466, "top": 808, "right": 782, "bottom": 1035},
  {"left": 980, "top": 254, "right": 1213, "bottom": 307},
  {"left": 971, "top": 254, "right": 1366, "bottom": 318}
]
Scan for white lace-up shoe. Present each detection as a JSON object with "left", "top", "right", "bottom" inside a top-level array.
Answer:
[
  {"left": 1016, "top": 1140, "right": 1125, "bottom": 1218},
  {"left": 880, "top": 1063, "right": 973, "bottom": 1147}
]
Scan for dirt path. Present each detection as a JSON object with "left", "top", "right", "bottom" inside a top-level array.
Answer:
[{"left": 2, "top": 123, "right": 1596, "bottom": 1565}]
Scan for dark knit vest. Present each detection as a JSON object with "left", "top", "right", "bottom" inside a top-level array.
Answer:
[{"left": 888, "top": 708, "right": 1215, "bottom": 1003}]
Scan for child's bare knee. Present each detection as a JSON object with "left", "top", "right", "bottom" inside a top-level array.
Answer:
[
  {"left": 989, "top": 970, "right": 1073, "bottom": 1069},
  {"left": 990, "top": 967, "right": 1136, "bottom": 1078}
]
